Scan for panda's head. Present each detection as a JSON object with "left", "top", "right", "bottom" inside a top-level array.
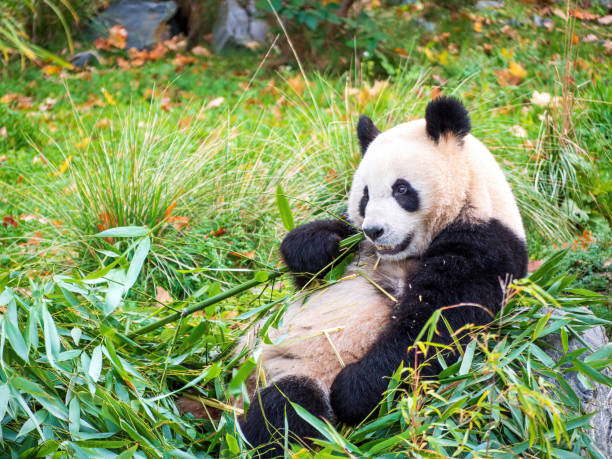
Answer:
[{"left": 348, "top": 97, "right": 474, "bottom": 260}]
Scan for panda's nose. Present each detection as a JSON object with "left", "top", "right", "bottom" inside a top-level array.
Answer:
[{"left": 363, "top": 226, "right": 384, "bottom": 242}]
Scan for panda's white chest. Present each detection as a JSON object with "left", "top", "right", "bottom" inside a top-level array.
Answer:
[{"left": 256, "top": 249, "right": 418, "bottom": 390}]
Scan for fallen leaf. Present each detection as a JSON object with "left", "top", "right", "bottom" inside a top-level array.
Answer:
[
  {"left": 26, "top": 231, "right": 43, "bottom": 247},
  {"left": 192, "top": 45, "right": 211, "bottom": 57},
  {"left": 230, "top": 251, "right": 255, "bottom": 259},
  {"left": 0, "top": 126, "right": 6, "bottom": 137},
  {"left": 160, "top": 96, "right": 172, "bottom": 112},
  {"left": 101, "top": 88, "right": 116, "bottom": 105},
  {"left": 96, "top": 118, "right": 111, "bottom": 129},
  {"left": 570, "top": 9, "right": 599, "bottom": 21},
  {"left": 147, "top": 43, "right": 168, "bottom": 61},
  {"left": 572, "top": 34, "right": 579, "bottom": 45},
  {"left": 94, "top": 37, "right": 112, "bottom": 51},
  {"left": 473, "top": 21, "right": 483, "bottom": 32},
  {"left": 173, "top": 54, "right": 197, "bottom": 68},
  {"left": 19, "top": 214, "right": 49, "bottom": 224},
  {"left": 598, "top": 15, "right": 612, "bottom": 25},
  {"left": 2, "top": 216, "right": 18, "bottom": 228},
  {"left": 206, "top": 97, "right": 224, "bottom": 109},
  {"left": 509, "top": 125, "right": 527, "bottom": 138},
  {"left": 164, "top": 201, "right": 177, "bottom": 220},
  {"left": 53, "top": 155, "right": 73, "bottom": 175},
  {"left": 75, "top": 137, "right": 90, "bottom": 149},
  {"left": 210, "top": 227, "right": 226, "bottom": 237},
  {"left": 551, "top": 8, "right": 567, "bottom": 20},
  {"left": 287, "top": 75, "right": 307, "bottom": 95},
  {"left": 155, "top": 286, "right": 174, "bottom": 305},
  {"left": 0, "top": 155, "right": 7, "bottom": 163},
  {"left": 508, "top": 61, "right": 527, "bottom": 79},
  {"left": 167, "top": 215, "right": 189, "bottom": 230},
  {"left": 530, "top": 90, "right": 552, "bottom": 107},
  {"left": 430, "top": 87, "right": 441, "bottom": 99},
  {"left": 42, "top": 65, "right": 62, "bottom": 76},
  {"left": 108, "top": 25, "right": 128, "bottom": 49},
  {"left": 527, "top": 260, "right": 544, "bottom": 272},
  {"left": 38, "top": 97, "right": 57, "bottom": 112},
  {"left": 583, "top": 34, "right": 598, "bottom": 43}
]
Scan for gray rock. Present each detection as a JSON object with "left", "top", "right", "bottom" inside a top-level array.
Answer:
[
  {"left": 533, "top": 14, "right": 553, "bottom": 29},
  {"left": 475, "top": 0, "right": 504, "bottom": 9},
  {"left": 92, "top": 0, "right": 178, "bottom": 50},
  {"left": 213, "top": 0, "right": 268, "bottom": 52},
  {"left": 544, "top": 310, "right": 612, "bottom": 457},
  {"left": 70, "top": 50, "right": 101, "bottom": 67}
]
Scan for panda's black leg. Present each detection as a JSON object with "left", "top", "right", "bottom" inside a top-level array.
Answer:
[{"left": 240, "top": 376, "right": 334, "bottom": 458}]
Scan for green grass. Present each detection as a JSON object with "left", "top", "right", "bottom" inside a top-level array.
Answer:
[{"left": 0, "top": 0, "right": 610, "bottom": 457}]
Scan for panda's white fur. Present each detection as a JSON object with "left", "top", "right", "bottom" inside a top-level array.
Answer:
[
  {"left": 240, "top": 98, "right": 528, "bottom": 456},
  {"left": 348, "top": 119, "right": 524, "bottom": 259}
]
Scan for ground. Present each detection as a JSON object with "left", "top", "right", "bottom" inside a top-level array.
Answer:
[{"left": 0, "top": 1, "right": 610, "bottom": 457}]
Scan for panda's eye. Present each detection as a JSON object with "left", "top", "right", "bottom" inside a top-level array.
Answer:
[{"left": 396, "top": 184, "right": 408, "bottom": 194}]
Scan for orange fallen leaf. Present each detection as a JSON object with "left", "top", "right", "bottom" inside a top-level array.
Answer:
[
  {"left": 210, "top": 227, "right": 226, "bottom": 237},
  {"left": 527, "top": 260, "right": 544, "bottom": 273},
  {"left": 2, "top": 216, "right": 18, "bottom": 228},
  {"left": 473, "top": 21, "right": 483, "bottom": 32},
  {"left": 570, "top": 9, "right": 599, "bottom": 20},
  {"left": 160, "top": 96, "right": 172, "bottom": 112},
  {"left": 155, "top": 286, "right": 174, "bottom": 305},
  {"left": 164, "top": 201, "right": 177, "bottom": 220},
  {"left": 167, "top": 215, "right": 189, "bottom": 230},
  {"left": 26, "top": 231, "right": 43, "bottom": 247},
  {"left": 230, "top": 251, "right": 255, "bottom": 259},
  {"left": 173, "top": 54, "right": 197, "bottom": 67},
  {"left": 96, "top": 118, "right": 111, "bottom": 129},
  {"left": 192, "top": 45, "right": 211, "bottom": 57},
  {"left": 108, "top": 25, "right": 128, "bottom": 49},
  {"left": 508, "top": 61, "right": 527, "bottom": 79},
  {"left": 52, "top": 155, "right": 73, "bottom": 175},
  {"left": 42, "top": 65, "right": 62, "bottom": 76},
  {"left": 94, "top": 37, "right": 112, "bottom": 51}
]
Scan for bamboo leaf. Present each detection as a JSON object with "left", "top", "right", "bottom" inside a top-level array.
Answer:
[{"left": 275, "top": 184, "right": 295, "bottom": 231}]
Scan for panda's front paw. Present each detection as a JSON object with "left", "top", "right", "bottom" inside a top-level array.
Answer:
[
  {"left": 330, "top": 362, "right": 382, "bottom": 425},
  {"left": 280, "top": 224, "right": 343, "bottom": 285}
]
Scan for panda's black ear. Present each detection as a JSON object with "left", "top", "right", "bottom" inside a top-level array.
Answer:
[
  {"left": 357, "top": 115, "right": 380, "bottom": 156},
  {"left": 425, "top": 96, "right": 471, "bottom": 144}
]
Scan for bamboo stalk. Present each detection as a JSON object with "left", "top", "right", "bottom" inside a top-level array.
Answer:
[{"left": 128, "top": 267, "right": 287, "bottom": 338}]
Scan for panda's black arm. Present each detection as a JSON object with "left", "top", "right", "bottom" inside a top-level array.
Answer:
[
  {"left": 330, "top": 219, "right": 527, "bottom": 424},
  {"left": 280, "top": 218, "right": 359, "bottom": 288}
]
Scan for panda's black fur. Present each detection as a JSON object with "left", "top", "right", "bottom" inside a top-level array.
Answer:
[{"left": 240, "top": 97, "right": 528, "bottom": 457}]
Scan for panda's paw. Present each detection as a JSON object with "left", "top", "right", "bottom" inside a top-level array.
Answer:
[
  {"left": 330, "top": 362, "right": 380, "bottom": 425},
  {"left": 280, "top": 223, "right": 343, "bottom": 283}
]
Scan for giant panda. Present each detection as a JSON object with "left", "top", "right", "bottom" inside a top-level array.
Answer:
[{"left": 240, "top": 97, "right": 528, "bottom": 457}]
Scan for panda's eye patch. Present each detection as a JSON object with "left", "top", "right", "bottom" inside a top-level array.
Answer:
[
  {"left": 392, "top": 179, "right": 419, "bottom": 212},
  {"left": 359, "top": 186, "right": 369, "bottom": 217}
]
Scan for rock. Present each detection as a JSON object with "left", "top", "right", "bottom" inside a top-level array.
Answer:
[
  {"left": 532, "top": 14, "right": 554, "bottom": 29},
  {"left": 475, "top": 0, "right": 504, "bottom": 9},
  {"left": 213, "top": 0, "right": 268, "bottom": 52},
  {"left": 415, "top": 18, "right": 436, "bottom": 32},
  {"left": 70, "top": 50, "right": 101, "bottom": 67},
  {"left": 92, "top": 0, "right": 178, "bottom": 50},
  {"left": 544, "top": 310, "right": 612, "bottom": 457}
]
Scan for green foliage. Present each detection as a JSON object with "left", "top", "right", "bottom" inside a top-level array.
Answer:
[
  {"left": 0, "top": 0, "right": 78, "bottom": 66},
  {"left": 0, "top": 237, "right": 610, "bottom": 457},
  {"left": 259, "top": 0, "right": 388, "bottom": 53}
]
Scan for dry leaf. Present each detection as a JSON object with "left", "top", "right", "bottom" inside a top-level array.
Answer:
[
  {"left": 53, "top": 155, "right": 73, "bottom": 175},
  {"left": 527, "top": 260, "right": 544, "bottom": 272},
  {"left": 94, "top": 37, "right": 112, "bottom": 51},
  {"left": 38, "top": 97, "right": 57, "bottom": 112},
  {"left": 108, "top": 25, "right": 128, "bottom": 49},
  {"left": 160, "top": 96, "right": 172, "bottom": 112},
  {"left": 148, "top": 43, "right": 168, "bottom": 60},
  {"left": 75, "top": 137, "right": 90, "bottom": 149},
  {"left": 530, "top": 90, "right": 552, "bottom": 107},
  {"left": 101, "top": 88, "right": 116, "bottom": 105},
  {"left": 509, "top": 125, "right": 527, "bottom": 138},
  {"left": 508, "top": 61, "right": 527, "bottom": 79},
  {"left": 2, "top": 216, "right": 18, "bottom": 228},
  {"left": 173, "top": 54, "right": 197, "bottom": 67},
  {"left": 287, "top": 75, "right": 307, "bottom": 95},
  {"left": 96, "top": 118, "right": 111, "bottom": 129},
  {"left": 570, "top": 9, "right": 599, "bottom": 21},
  {"left": 26, "top": 231, "right": 43, "bottom": 247},
  {"left": 473, "top": 21, "right": 483, "bottom": 32},
  {"left": 42, "top": 65, "right": 62, "bottom": 76},
  {"left": 598, "top": 15, "right": 612, "bottom": 25},
  {"left": 192, "top": 45, "right": 211, "bottom": 57},
  {"left": 210, "top": 227, "right": 226, "bottom": 237},
  {"left": 206, "top": 97, "right": 224, "bottom": 109},
  {"left": 167, "top": 215, "right": 189, "bottom": 230},
  {"left": 583, "top": 34, "right": 598, "bottom": 43},
  {"left": 155, "top": 286, "right": 174, "bottom": 305}
]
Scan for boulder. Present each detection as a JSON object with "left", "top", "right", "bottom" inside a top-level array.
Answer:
[
  {"left": 544, "top": 313, "right": 612, "bottom": 457},
  {"left": 92, "top": 0, "right": 178, "bottom": 50},
  {"left": 213, "top": 0, "right": 268, "bottom": 52}
]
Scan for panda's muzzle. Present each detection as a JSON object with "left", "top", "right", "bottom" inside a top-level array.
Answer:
[{"left": 374, "top": 233, "right": 412, "bottom": 255}]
